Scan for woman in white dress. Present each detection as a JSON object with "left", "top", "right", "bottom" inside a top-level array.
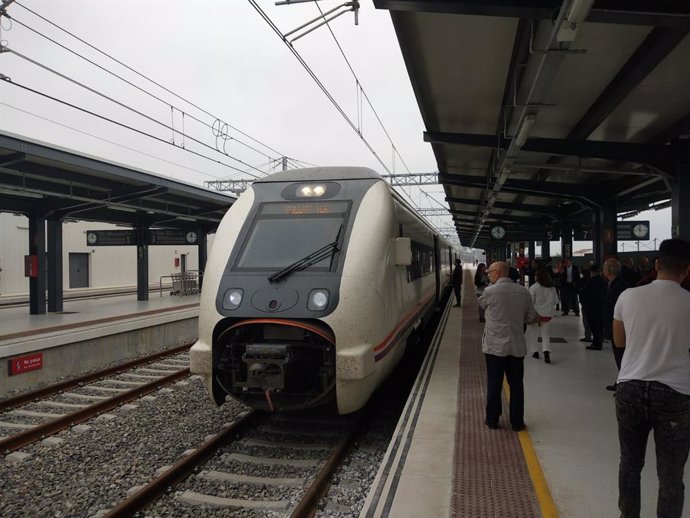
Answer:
[{"left": 525, "top": 268, "right": 559, "bottom": 363}]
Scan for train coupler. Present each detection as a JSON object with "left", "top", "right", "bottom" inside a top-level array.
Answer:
[{"left": 241, "top": 343, "right": 290, "bottom": 391}]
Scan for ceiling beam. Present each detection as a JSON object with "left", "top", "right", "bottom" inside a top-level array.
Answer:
[
  {"left": 649, "top": 112, "right": 690, "bottom": 145},
  {"left": 569, "top": 27, "right": 689, "bottom": 141},
  {"left": 452, "top": 209, "right": 548, "bottom": 224},
  {"left": 440, "top": 172, "right": 600, "bottom": 202},
  {"left": 374, "top": 0, "right": 690, "bottom": 28},
  {"left": 50, "top": 186, "right": 170, "bottom": 217},
  {"left": 446, "top": 196, "right": 559, "bottom": 214},
  {"left": 427, "top": 132, "right": 665, "bottom": 165},
  {"left": 0, "top": 153, "right": 25, "bottom": 168}
]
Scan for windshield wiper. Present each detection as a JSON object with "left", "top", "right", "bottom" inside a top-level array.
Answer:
[{"left": 268, "top": 225, "right": 342, "bottom": 283}]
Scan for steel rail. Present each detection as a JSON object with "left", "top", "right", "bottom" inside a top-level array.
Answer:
[
  {"left": 290, "top": 411, "right": 364, "bottom": 518},
  {"left": 104, "top": 410, "right": 261, "bottom": 518},
  {"left": 0, "top": 343, "right": 192, "bottom": 410},
  {"left": 0, "top": 368, "right": 190, "bottom": 454}
]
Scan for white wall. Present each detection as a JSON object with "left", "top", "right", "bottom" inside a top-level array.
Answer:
[{"left": 0, "top": 213, "right": 213, "bottom": 295}]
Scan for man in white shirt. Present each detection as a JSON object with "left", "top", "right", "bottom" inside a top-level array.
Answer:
[
  {"left": 478, "top": 261, "right": 537, "bottom": 431},
  {"left": 613, "top": 238, "right": 690, "bottom": 518}
]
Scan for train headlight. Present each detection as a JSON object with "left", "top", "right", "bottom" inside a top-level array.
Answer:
[
  {"left": 297, "top": 184, "right": 327, "bottom": 197},
  {"left": 308, "top": 289, "right": 329, "bottom": 311},
  {"left": 223, "top": 289, "right": 243, "bottom": 310}
]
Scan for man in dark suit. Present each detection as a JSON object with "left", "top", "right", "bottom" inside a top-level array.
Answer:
[
  {"left": 451, "top": 259, "right": 463, "bottom": 306},
  {"left": 602, "top": 257, "right": 630, "bottom": 390},
  {"left": 580, "top": 265, "right": 607, "bottom": 350},
  {"left": 559, "top": 258, "right": 581, "bottom": 316}
]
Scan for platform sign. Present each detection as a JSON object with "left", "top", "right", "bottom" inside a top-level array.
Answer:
[
  {"left": 617, "top": 220, "right": 650, "bottom": 241},
  {"left": 573, "top": 224, "right": 592, "bottom": 241},
  {"left": 503, "top": 228, "right": 561, "bottom": 241},
  {"left": 573, "top": 221, "right": 651, "bottom": 241},
  {"left": 86, "top": 230, "right": 136, "bottom": 246},
  {"left": 8, "top": 352, "right": 43, "bottom": 376},
  {"left": 86, "top": 230, "right": 198, "bottom": 246},
  {"left": 147, "top": 230, "right": 198, "bottom": 245}
]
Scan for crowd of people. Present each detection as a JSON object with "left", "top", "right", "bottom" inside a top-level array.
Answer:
[{"left": 467, "top": 239, "right": 690, "bottom": 518}]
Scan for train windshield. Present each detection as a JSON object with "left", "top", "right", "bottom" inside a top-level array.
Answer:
[{"left": 234, "top": 201, "right": 350, "bottom": 271}]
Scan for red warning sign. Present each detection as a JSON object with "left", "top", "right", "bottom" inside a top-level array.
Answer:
[{"left": 8, "top": 353, "right": 43, "bottom": 376}]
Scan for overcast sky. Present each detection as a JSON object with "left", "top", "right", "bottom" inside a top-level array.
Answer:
[
  {"left": 0, "top": 1, "right": 448, "bottom": 211},
  {"left": 0, "top": 0, "right": 671, "bottom": 252}
]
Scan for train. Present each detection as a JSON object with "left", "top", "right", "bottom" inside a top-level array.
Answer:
[{"left": 190, "top": 167, "right": 457, "bottom": 414}]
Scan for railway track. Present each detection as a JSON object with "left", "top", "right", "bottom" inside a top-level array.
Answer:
[
  {"left": 0, "top": 344, "right": 192, "bottom": 454},
  {"left": 101, "top": 409, "right": 364, "bottom": 517},
  {"left": 1, "top": 295, "right": 450, "bottom": 517}
]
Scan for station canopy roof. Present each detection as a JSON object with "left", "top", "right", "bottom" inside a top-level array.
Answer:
[
  {"left": 0, "top": 131, "right": 234, "bottom": 232},
  {"left": 375, "top": 1, "right": 690, "bottom": 248}
]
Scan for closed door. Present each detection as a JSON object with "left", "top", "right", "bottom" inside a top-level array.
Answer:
[
  {"left": 180, "top": 254, "right": 187, "bottom": 273},
  {"left": 69, "top": 253, "right": 89, "bottom": 288}
]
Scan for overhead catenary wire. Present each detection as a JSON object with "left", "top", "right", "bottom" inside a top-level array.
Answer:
[
  {"left": 304, "top": 2, "right": 444, "bottom": 222},
  {"left": 12, "top": 1, "right": 289, "bottom": 161},
  {"left": 3, "top": 2, "right": 454, "bottom": 236},
  {"left": 248, "top": 0, "right": 391, "bottom": 175},
  {"left": 3, "top": 13, "right": 275, "bottom": 163},
  {"left": 3, "top": 78, "right": 262, "bottom": 178},
  {"left": 0, "top": 100, "right": 234, "bottom": 182},
  {"left": 1, "top": 4, "right": 323, "bottom": 184},
  {"left": 3, "top": 47, "right": 267, "bottom": 179},
  {"left": 249, "top": 0, "right": 438, "bottom": 217},
  {"left": 314, "top": 2, "right": 414, "bottom": 176}
]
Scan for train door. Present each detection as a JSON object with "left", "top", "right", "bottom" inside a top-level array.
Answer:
[
  {"left": 433, "top": 235, "right": 440, "bottom": 303},
  {"left": 69, "top": 252, "right": 89, "bottom": 288}
]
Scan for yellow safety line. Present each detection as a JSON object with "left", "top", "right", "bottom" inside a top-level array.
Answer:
[{"left": 503, "top": 379, "right": 559, "bottom": 518}]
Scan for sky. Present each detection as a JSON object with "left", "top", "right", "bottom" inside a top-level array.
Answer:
[
  {"left": 0, "top": 0, "right": 672, "bottom": 254},
  {"left": 0, "top": 1, "right": 450, "bottom": 223}
]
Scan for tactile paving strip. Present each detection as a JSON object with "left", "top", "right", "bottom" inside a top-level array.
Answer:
[{"left": 452, "top": 276, "right": 542, "bottom": 518}]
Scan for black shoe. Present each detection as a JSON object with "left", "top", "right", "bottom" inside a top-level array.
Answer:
[
  {"left": 485, "top": 419, "right": 499, "bottom": 430},
  {"left": 586, "top": 344, "right": 602, "bottom": 350},
  {"left": 532, "top": 352, "right": 540, "bottom": 359},
  {"left": 579, "top": 337, "right": 593, "bottom": 342},
  {"left": 574, "top": 313, "right": 580, "bottom": 316},
  {"left": 512, "top": 423, "right": 526, "bottom": 432},
  {"left": 562, "top": 312, "right": 568, "bottom": 316},
  {"left": 544, "top": 351, "right": 551, "bottom": 364},
  {"left": 606, "top": 383, "right": 617, "bottom": 392}
]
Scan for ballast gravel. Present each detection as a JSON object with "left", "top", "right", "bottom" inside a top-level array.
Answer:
[
  {"left": 0, "top": 376, "right": 246, "bottom": 518},
  {"left": 1, "top": 380, "right": 394, "bottom": 518}
]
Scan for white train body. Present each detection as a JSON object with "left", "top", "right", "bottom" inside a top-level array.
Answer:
[{"left": 190, "top": 167, "right": 454, "bottom": 414}]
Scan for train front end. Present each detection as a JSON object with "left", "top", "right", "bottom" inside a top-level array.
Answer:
[{"left": 191, "top": 168, "right": 378, "bottom": 412}]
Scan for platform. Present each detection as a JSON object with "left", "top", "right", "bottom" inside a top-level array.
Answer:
[
  {"left": 0, "top": 294, "right": 199, "bottom": 395},
  {"left": 361, "top": 269, "right": 690, "bottom": 518}
]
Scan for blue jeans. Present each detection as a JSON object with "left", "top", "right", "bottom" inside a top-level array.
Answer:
[
  {"left": 484, "top": 354, "right": 524, "bottom": 427},
  {"left": 615, "top": 380, "right": 690, "bottom": 518}
]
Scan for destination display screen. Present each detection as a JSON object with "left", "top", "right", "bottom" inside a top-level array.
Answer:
[
  {"left": 261, "top": 201, "right": 349, "bottom": 216},
  {"left": 234, "top": 201, "right": 350, "bottom": 270}
]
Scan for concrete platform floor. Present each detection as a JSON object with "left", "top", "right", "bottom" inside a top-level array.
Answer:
[
  {"left": 0, "top": 293, "right": 199, "bottom": 339},
  {"left": 364, "top": 274, "right": 690, "bottom": 518}
]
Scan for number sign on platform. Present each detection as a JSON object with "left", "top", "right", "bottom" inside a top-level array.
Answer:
[
  {"left": 573, "top": 221, "right": 650, "bottom": 241},
  {"left": 86, "top": 230, "right": 136, "bottom": 246},
  {"left": 148, "top": 230, "right": 198, "bottom": 245},
  {"left": 87, "top": 230, "right": 198, "bottom": 246},
  {"left": 8, "top": 353, "right": 43, "bottom": 376},
  {"left": 617, "top": 221, "right": 650, "bottom": 241},
  {"left": 491, "top": 227, "right": 561, "bottom": 241}
]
